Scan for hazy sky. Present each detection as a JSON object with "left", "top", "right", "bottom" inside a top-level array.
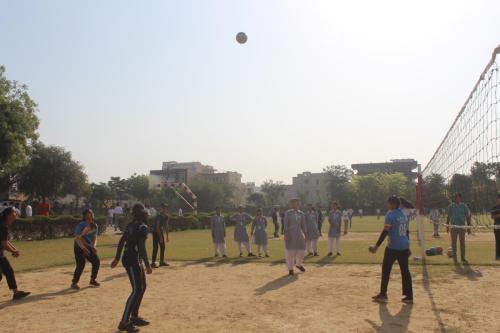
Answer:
[{"left": 1, "top": 1, "right": 499, "bottom": 185}]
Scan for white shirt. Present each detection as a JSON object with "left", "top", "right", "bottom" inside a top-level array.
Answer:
[
  {"left": 26, "top": 205, "right": 33, "bottom": 217},
  {"left": 107, "top": 208, "right": 114, "bottom": 217},
  {"left": 114, "top": 206, "right": 123, "bottom": 215},
  {"left": 148, "top": 207, "right": 157, "bottom": 217}
]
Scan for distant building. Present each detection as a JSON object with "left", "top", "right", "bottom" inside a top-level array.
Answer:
[
  {"left": 351, "top": 158, "right": 418, "bottom": 182},
  {"left": 149, "top": 161, "right": 248, "bottom": 206},
  {"left": 280, "top": 172, "right": 329, "bottom": 206}
]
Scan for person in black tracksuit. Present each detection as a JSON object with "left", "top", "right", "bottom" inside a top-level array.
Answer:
[
  {"left": 151, "top": 204, "right": 169, "bottom": 268},
  {"left": 112, "top": 203, "right": 153, "bottom": 333},
  {"left": 271, "top": 207, "right": 280, "bottom": 238},
  {"left": 0, "top": 207, "right": 30, "bottom": 301}
]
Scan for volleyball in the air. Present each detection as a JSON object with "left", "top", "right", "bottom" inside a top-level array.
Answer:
[{"left": 236, "top": 32, "right": 248, "bottom": 44}]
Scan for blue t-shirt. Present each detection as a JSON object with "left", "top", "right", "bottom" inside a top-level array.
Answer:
[
  {"left": 74, "top": 221, "right": 98, "bottom": 245},
  {"left": 385, "top": 209, "right": 410, "bottom": 250}
]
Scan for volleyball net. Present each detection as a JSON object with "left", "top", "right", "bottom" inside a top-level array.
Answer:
[{"left": 420, "top": 45, "right": 500, "bottom": 232}]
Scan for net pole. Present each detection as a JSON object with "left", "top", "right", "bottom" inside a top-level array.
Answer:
[{"left": 416, "top": 164, "right": 426, "bottom": 261}]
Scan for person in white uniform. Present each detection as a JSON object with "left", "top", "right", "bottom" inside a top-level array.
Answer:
[
  {"left": 283, "top": 198, "right": 307, "bottom": 276},
  {"left": 251, "top": 208, "right": 269, "bottom": 257},
  {"left": 211, "top": 207, "right": 227, "bottom": 257},
  {"left": 328, "top": 201, "right": 343, "bottom": 256},
  {"left": 305, "top": 204, "right": 320, "bottom": 256},
  {"left": 230, "top": 206, "right": 255, "bottom": 257}
]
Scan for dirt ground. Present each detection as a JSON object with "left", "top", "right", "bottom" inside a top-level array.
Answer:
[{"left": 1, "top": 261, "right": 499, "bottom": 333}]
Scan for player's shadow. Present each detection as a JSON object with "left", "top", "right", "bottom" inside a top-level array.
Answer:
[
  {"left": 365, "top": 302, "right": 412, "bottom": 333},
  {"left": 422, "top": 262, "right": 446, "bottom": 332},
  {"left": 453, "top": 262, "right": 482, "bottom": 280},
  {"left": 254, "top": 274, "right": 298, "bottom": 295},
  {"left": 101, "top": 271, "right": 128, "bottom": 282},
  {"left": 0, "top": 287, "right": 89, "bottom": 310},
  {"left": 316, "top": 255, "right": 337, "bottom": 267}
]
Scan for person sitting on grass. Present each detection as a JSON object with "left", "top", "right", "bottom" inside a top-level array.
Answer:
[
  {"left": 369, "top": 195, "right": 413, "bottom": 304},
  {"left": 0, "top": 207, "right": 31, "bottom": 301},
  {"left": 71, "top": 208, "right": 100, "bottom": 289},
  {"left": 211, "top": 207, "right": 227, "bottom": 258},
  {"left": 251, "top": 208, "right": 269, "bottom": 257}
]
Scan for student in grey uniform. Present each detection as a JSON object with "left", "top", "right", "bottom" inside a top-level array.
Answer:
[
  {"left": 305, "top": 204, "right": 320, "bottom": 256},
  {"left": 284, "top": 198, "right": 307, "bottom": 276},
  {"left": 328, "top": 201, "right": 343, "bottom": 256},
  {"left": 211, "top": 207, "right": 227, "bottom": 258},
  {"left": 230, "top": 206, "right": 255, "bottom": 257},
  {"left": 251, "top": 208, "right": 269, "bottom": 257}
]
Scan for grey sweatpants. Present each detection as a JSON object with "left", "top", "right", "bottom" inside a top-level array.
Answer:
[{"left": 450, "top": 228, "right": 466, "bottom": 260}]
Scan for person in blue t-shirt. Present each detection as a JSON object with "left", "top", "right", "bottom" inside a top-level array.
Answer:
[
  {"left": 369, "top": 196, "right": 413, "bottom": 304},
  {"left": 71, "top": 208, "right": 100, "bottom": 289}
]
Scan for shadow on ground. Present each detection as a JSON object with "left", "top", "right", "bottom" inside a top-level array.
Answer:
[{"left": 254, "top": 274, "right": 298, "bottom": 295}]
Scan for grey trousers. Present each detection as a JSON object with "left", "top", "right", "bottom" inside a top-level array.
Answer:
[{"left": 450, "top": 228, "right": 466, "bottom": 260}]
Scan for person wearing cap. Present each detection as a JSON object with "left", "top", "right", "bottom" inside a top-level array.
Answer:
[
  {"left": 230, "top": 206, "right": 255, "bottom": 257},
  {"left": 151, "top": 204, "right": 169, "bottom": 268},
  {"left": 71, "top": 208, "right": 100, "bottom": 289},
  {"left": 0, "top": 207, "right": 30, "bottom": 301},
  {"left": 211, "top": 207, "right": 227, "bottom": 257},
  {"left": 369, "top": 196, "right": 413, "bottom": 304},
  {"left": 283, "top": 198, "right": 307, "bottom": 275}
]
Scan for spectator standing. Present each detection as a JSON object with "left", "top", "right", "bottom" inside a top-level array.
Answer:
[{"left": 37, "top": 198, "right": 50, "bottom": 216}]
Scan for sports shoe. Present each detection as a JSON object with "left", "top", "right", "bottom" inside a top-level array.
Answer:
[
  {"left": 89, "top": 280, "right": 101, "bottom": 287},
  {"left": 296, "top": 265, "right": 306, "bottom": 272},
  {"left": 461, "top": 258, "right": 469, "bottom": 265},
  {"left": 327, "top": 252, "right": 333, "bottom": 257},
  {"left": 372, "top": 294, "right": 388, "bottom": 303},
  {"left": 159, "top": 262, "right": 169, "bottom": 267},
  {"left": 222, "top": 254, "right": 227, "bottom": 258},
  {"left": 248, "top": 253, "right": 256, "bottom": 257},
  {"left": 307, "top": 252, "right": 313, "bottom": 257},
  {"left": 151, "top": 263, "right": 158, "bottom": 268},
  {"left": 314, "top": 252, "right": 319, "bottom": 256},
  {"left": 337, "top": 252, "right": 342, "bottom": 256},
  {"left": 131, "top": 317, "right": 150, "bottom": 326},
  {"left": 402, "top": 296, "right": 414, "bottom": 304},
  {"left": 265, "top": 254, "right": 270, "bottom": 258},
  {"left": 70, "top": 283, "right": 80, "bottom": 290},
  {"left": 239, "top": 253, "right": 243, "bottom": 257},
  {"left": 288, "top": 270, "right": 294, "bottom": 276},
  {"left": 214, "top": 254, "right": 219, "bottom": 257},
  {"left": 12, "top": 291, "right": 30, "bottom": 301},
  {"left": 118, "top": 321, "right": 140, "bottom": 332}
]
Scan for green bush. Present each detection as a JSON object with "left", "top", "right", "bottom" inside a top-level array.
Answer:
[{"left": 9, "top": 215, "right": 107, "bottom": 241}]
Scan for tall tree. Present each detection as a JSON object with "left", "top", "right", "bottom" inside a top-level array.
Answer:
[
  {"left": 323, "top": 165, "right": 355, "bottom": 207},
  {"left": 18, "top": 143, "right": 87, "bottom": 199},
  {"left": 448, "top": 173, "right": 473, "bottom": 204},
  {"left": 0, "top": 66, "right": 39, "bottom": 189},
  {"left": 422, "top": 173, "right": 448, "bottom": 210},
  {"left": 247, "top": 192, "right": 268, "bottom": 208},
  {"left": 261, "top": 180, "right": 286, "bottom": 206},
  {"left": 87, "top": 182, "right": 116, "bottom": 208},
  {"left": 125, "top": 174, "right": 149, "bottom": 201}
]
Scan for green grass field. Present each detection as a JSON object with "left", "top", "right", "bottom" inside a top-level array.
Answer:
[{"left": 9, "top": 216, "right": 499, "bottom": 272}]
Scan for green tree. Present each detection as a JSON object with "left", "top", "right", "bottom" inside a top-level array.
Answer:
[
  {"left": 18, "top": 143, "right": 88, "bottom": 200},
  {"left": 261, "top": 180, "right": 286, "bottom": 206},
  {"left": 108, "top": 177, "right": 129, "bottom": 202},
  {"left": 448, "top": 174, "right": 472, "bottom": 204},
  {"left": 323, "top": 165, "right": 356, "bottom": 207},
  {"left": 88, "top": 182, "right": 116, "bottom": 208},
  {"left": 422, "top": 173, "right": 448, "bottom": 210},
  {"left": 0, "top": 66, "right": 39, "bottom": 189},
  {"left": 247, "top": 192, "right": 268, "bottom": 207},
  {"left": 189, "top": 179, "right": 228, "bottom": 212},
  {"left": 125, "top": 174, "right": 149, "bottom": 201}
]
